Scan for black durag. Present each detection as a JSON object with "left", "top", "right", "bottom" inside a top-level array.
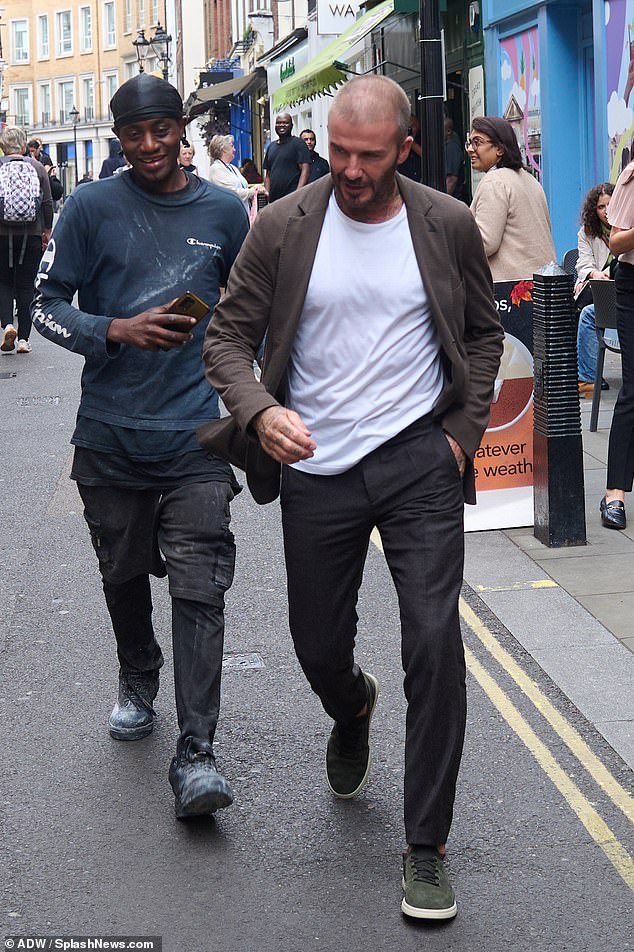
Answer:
[{"left": 110, "top": 73, "right": 183, "bottom": 128}]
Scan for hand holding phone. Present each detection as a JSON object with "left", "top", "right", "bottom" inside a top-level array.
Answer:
[{"left": 163, "top": 291, "right": 209, "bottom": 332}]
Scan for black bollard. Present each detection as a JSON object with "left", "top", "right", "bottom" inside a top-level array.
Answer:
[{"left": 532, "top": 264, "right": 587, "bottom": 546}]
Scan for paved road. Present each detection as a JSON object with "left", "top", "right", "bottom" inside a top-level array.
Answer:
[{"left": 1, "top": 339, "right": 633, "bottom": 952}]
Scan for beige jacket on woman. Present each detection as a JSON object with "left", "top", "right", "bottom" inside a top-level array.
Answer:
[
  {"left": 470, "top": 166, "right": 556, "bottom": 282},
  {"left": 574, "top": 228, "right": 611, "bottom": 297}
]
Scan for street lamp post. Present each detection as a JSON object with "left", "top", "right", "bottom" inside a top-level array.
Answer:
[
  {"left": 151, "top": 23, "right": 172, "bottom": 82},
  {"left": 69, "top": 105, "right": 80, "bottom": 186},
  {"left": 133, "top": 22, "right": 172, "bottom": 81},
  {"left": 132, "top": 29, "right": 151, "bottom": 72},
  {"left": 418, "top": 0, "right": 446, "bottom": 191}
]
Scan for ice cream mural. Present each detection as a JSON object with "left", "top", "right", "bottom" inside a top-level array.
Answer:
[
  {"left": 607, "top": 0, "right": 634, "bottom": 179},
  {"left": 499, "top": 28, "right": 541, "bottom": 179}
]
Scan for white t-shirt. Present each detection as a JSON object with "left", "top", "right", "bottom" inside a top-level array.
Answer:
[{"left": 287, "top": 193, "right": 444, "bottom": 474}]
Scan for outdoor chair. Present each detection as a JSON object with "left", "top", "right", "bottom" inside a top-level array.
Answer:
[
  {"left": 589, "top": 278, "right": 620, "bottom": 432},
  {"left": 562, "top": 248, "right": 579, "bottom": 277}
]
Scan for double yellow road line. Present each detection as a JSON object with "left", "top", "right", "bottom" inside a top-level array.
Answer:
[
  {"left": 370, "top": 529, "right": 634, "bottom": 890},
  {"left": 460, "top": 598, "right": 634, "bottom": 891}
]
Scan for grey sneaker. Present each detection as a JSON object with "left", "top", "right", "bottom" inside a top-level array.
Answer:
[
  {"left": 169, "top": 745, "right": 234, "bottom": 819},
  {"left": 401, "top": 847, "right": 457, "bottom": 920},
  {"left": 1, "top": 324, "right": 17, "bottom": 352},
  {"left": 326, "top": 671, "right": 379, "bottom": 799},
  {"left": 108, "top": 668, "right": 159, "bottom": 741}
]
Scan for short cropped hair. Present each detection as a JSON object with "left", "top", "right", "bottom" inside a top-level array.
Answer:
[
  {"left": 0, "top": 127, "right": 28, "bottom": 156},
  {"left": 330, "top": 76, "right": 411, "bottom": 141},
  {"left": 209, "top": 134, "right": 234, "bottom": 160}
]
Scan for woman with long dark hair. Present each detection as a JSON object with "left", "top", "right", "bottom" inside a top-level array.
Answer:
[
  {"left": 575, "top": 183, "right": 615, "bottom": 398},
  {"left": 467, "top": 116, "right": 556, "bottom": 281},
  {"left": 600, "top": 163, "right": 634, "bottom": 529}
]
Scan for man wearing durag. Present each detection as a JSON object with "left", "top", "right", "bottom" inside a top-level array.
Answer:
[{"left": 31, "top": 73, "right": 249, "bottom": 819}]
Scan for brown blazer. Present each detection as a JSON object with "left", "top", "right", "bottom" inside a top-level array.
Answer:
[{"left": 198, "top": 173, "right": 504, "bottom": 505}]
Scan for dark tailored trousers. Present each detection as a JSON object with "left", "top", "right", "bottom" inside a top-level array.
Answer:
[
  {"left": 607, "top": 262, "right": 634, "bottom": 491},
  {"left": 280, "top": 415, "right": 467, "bottom": 846},
  {"left": 78, "top": 480, "right": 236, "bottom": 756},
  {"left": 0, "top": 234, "right": 42, "bottom": 341}
]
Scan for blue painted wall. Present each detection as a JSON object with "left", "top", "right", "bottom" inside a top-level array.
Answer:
[{"left": 482, "top": 0, "right": 603, "bottom": 261}]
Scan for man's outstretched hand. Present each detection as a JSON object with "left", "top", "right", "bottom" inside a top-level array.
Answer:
[{"left": 253, "top": 406, "right": 316, "bottom": 464}]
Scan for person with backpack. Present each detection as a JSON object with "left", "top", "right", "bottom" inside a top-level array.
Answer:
[{"left": 0, "top": 127, "right": 53, "bottom": 355}]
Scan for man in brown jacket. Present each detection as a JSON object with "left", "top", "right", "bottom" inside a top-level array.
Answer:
[{"left": 200, "top": 76, "right": 503, "bottom": 919}]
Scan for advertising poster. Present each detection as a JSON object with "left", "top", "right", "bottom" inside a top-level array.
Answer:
[
  {"left": 606, "top": 0, "right": 634, "bottom": 180},
  {"left": 464, "top": 281, "right": 535, "bottom": 532},
  {"left": 499, "top": 28, "right": 542, "bottom": 179}
]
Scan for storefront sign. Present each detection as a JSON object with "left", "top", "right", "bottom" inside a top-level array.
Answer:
[
  {"left": 280, "top": 58, "right": 295, "bottom": 83},
  {"left": 317, "top": 0, "right": 362, "bottom": 36},
  {"left": 465, "top": 280, "right": 535, "bottom": 532},
  {"left": 468, "top": 65, "right": 485, "bottom": 193},
  {"left": 198, "top": 71, "right": 233, "bottom": 89}
]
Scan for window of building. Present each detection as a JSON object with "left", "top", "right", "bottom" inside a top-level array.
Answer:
[
  {"left": 13, "top": 87, "right": 32, "bottom": 126},
  {"left": 56, "top": 10, "right": 73, "bottom": 56},
  {"left": 151, "top": 0, "right": 159, "bottom": 25},
  {"left": 82, "top": 77, "right": 95, "bottom": 120},
  {"left": 58, "top": 80, "right": 75, "bottom": 123},
  {"left": 139, "top": 0, "right": 146, "bottom": 29},
  {"left": 37, "top": 15, "right": 49, "bottom": 59},
  {"left": 80, "top": 7, "right": 93, "bottom": 52},
  {"left": 125, "top": 0, "right": 132, "bottom": 33},
  {"left": 11, "top": 19, "right": 29, "bottom": 63},
  {"left": 104, "top": 2, "right": 116, "bottom": 48},
  {"left": 39, "top": 83, "right": 52, "bottom": 125},
  {"left": 104, "top": 71, "right": 119, "bottom": 114}
]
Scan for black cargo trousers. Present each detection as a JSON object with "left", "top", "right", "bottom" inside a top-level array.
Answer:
[{"left": 78, "top": 479, "right": 236, "bottom": 756}]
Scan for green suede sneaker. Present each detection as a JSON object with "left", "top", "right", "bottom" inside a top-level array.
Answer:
[
  {"left": 326, "top": 672, "right": 379, "bottom": 799},
  {"left": 401, "top": 847, "right": 457, "bottom": 920}
]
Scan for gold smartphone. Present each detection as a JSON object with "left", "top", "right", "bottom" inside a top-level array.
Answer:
[{"left": 168, "top": 291, "right": 209, "bottom": 323}]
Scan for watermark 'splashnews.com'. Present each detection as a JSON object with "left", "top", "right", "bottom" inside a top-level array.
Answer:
[{"left": 4, "top": 939, "right": 162, "bottom": 951}]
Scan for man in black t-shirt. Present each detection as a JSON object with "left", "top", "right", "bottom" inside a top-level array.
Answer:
[
  {"left": 263, "top": 113, "right": 311, "bottom": 201},
  {"left": 444, "top": 118, "right": 466, "bottom": 202},
  {"left": 396, "top": 113, "right": 422, "bottom": 181},
  {"left": 300, "top": 129, "right": 330, "bottom": 182}
]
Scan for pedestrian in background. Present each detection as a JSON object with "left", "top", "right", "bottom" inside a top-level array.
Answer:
[
  {"left": 200, "top": 75, "right": 503, "bottom": 920},
  {"left": 396, "top": 113, "right": 422, "bottom": 181},
  {"left": 27, "top": 138, "right": 53, "bottom": 169},
  {"left": 444, "top": 117, "right": 466, "bottom": 201},
  {"left": 299, "top": 129, "right": 330, "bottom": 182},
  {"left": 600, "top": 161, "right": 634, "bottom": 530},
  {"left": 0, "top": 126, "right": 52, "bottom": 355},
  {"left": 209, "top": 134, "right": 252, "bottom": 208},
  {"left": 179, "top": 139, "right": 197, "bottom": 174},
  {"left": 575, "top": 183, "right": 615, "bottom": 399},
  {"left": 239, "top": 158, "right": 263, "bottom": 184},
  {"left": 98, "top": 137, "right": 127, "bottom": 178},
  {"left": 31, "top": 74, "right": 249, "bottom": 819},
  {"left": 48, "top": 165, "right": 64, "bottom": 205},
  {"left": 262, "top": 113, "right": 311, "bottom": 201},
  {"left": 468, "top": 116, "right": 556, "bottom": 281}
]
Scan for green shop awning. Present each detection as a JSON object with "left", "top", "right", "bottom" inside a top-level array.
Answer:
[{"left": 272, "top": 0, "right": 394, "bottom": 111}]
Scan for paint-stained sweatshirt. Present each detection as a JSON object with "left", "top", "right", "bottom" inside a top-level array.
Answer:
[{"left": 32, "top": 171, "right": 249, "bottom": 436}]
